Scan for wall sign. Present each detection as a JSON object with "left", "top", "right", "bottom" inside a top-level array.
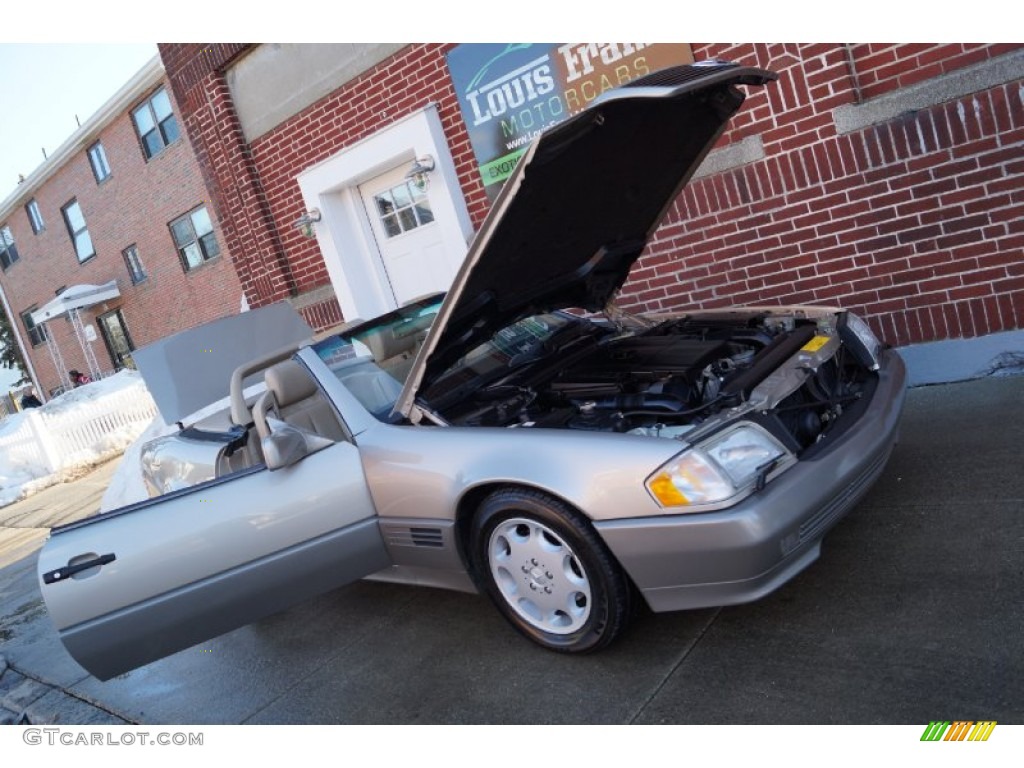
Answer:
[{"left": 446, "top": 43, "right": 693, "bottom": 200}]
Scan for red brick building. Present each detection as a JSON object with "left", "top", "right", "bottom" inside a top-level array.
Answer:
[
  {"left": 0, "top": 57, "right": 243, "bottom": 397},
  {"left": 159, "top": 43, "right": 1024, "bottom": 377}
]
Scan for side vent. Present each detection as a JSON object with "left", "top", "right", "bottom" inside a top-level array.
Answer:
[
  {"left": 384, "top": 524, "right": 446, "bottom": 549},
  {"left": 410, "top": 527, "right": 444, "bottom": 548}
]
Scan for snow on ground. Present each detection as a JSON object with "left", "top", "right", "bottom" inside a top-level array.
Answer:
[
  {"left": 0, "top": 371, "right": 154, "bottom": 508},
  {"left": 1, "top": 365, "right": 266, "bottom": 513}
]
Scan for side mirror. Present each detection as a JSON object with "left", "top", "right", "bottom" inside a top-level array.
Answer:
[{"left": 262, "top": 424, "right": 309, "bottom": 470}]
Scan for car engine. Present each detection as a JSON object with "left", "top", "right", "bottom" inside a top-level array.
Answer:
[{"left": 435, "top": 310, "right": 874, "bottom": 453}]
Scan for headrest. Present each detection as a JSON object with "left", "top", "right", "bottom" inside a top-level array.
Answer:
[
  {"left": 265, "top": 360, "right": 317, "bottom": 408},
  {"left": 364, "top": 328, "right": 416, "bottom": 362}
]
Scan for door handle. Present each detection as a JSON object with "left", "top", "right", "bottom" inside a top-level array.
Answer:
[{"left": 43, "top": 553, "right": 116, "bottom": 584}]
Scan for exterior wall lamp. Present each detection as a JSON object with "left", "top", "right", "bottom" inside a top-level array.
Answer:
[
  {"left": 294, "top": 208, "right": 322, "bottom": 238},
  {"left": 405, "top": 155, "right": 435, "bottom": 192}
]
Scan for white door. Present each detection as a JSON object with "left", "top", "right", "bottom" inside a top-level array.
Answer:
[{"left": 359, "top": 164, "right": 452, "bottom": 307}]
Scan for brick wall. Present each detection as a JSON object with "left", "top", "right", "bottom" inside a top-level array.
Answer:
[
  {"left": 160, "top": 43, "right": 488, "bottom": 327},
  {"left": 623, "top": 43, "right": 1024, "bottom": 347},
  {"left": 848, "top": 44, "right": 1021, "bottom": 100},
  {"left": 0, "top": 77, "right": 242, "bottom": 395},
  {"left": 162, "top": 42, "right": 1024, "bottom": 346}
]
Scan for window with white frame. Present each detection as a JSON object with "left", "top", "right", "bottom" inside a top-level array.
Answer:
[
  {"left": 25, "top": 199, "right": 44, "bottom": 234},
  {"left": 169, "top": 205, "right": 219, "bottom": 271},
  {"left": 132, "top": 87, "right": 180, "bottom": 160},
  {"left": 0, "top": 225, "right": 19, "bottom": 270},
  {"left": 88, "top": 141, "right": 112, "bottom": 183},
  {"left": 61, "top": 199, "right": 95, "bottom": 263},
  {"left": 371, "top": 180, "right": 435, "bottom": 238}
]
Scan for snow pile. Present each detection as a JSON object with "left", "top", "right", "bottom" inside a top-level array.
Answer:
[
  {"left": 99, "top": 413, "right": 177, "bottom": 512},
  {"left": 0, "top": 371, "right": 157, "bottom": 508}
]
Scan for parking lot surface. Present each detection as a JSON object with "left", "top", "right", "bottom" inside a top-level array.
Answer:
[{"left": 0, "top": 375, "right": 1021, "bottom": 724}]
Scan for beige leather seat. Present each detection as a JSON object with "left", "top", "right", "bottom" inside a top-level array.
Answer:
[
  {"left": 364, "top": 327, "right": 419, "bottom": 381},
  {"left": 262, "top": 360, "right": 346, "bottom": 442}
]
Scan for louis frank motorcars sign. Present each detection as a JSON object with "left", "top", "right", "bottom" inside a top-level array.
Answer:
[{"left": 446, "top": 43, "right": 693, "bottom": 200}]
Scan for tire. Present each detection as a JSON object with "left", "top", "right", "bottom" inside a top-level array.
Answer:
[{"left": 469, "top": 488, "right": 632, "bottom": 653}]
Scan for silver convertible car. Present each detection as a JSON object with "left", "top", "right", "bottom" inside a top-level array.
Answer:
[{"left": 38, "top": 62, "right": 906, "bottom": 680}]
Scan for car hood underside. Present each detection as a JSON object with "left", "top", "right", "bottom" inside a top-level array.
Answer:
[{"left": 397, "top": 61, "right": 776, "bottom": 419}]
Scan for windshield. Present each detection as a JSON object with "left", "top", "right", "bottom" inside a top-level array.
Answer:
[{"left": 312, "top": 295, "right": 443, "bottom": 419}]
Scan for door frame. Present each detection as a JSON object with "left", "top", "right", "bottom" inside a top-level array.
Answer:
[{"left": 297, "top": 105, "right": 474, "bottom": 322}]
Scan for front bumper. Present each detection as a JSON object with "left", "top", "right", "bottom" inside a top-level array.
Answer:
[{"left": 595, "top": 348, "right": 908, "bottom": 612}]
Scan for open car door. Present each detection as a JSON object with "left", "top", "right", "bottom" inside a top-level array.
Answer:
[{"left": 37, "top": 424, "right": 388, "bottom": 681}]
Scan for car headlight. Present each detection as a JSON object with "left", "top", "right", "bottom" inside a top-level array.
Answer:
[
  {"left": 839, "top": 311, "right": 882, "bottom": 371},
  {"left": 646, "top": 424, "right": 788, "bottom": 509}
]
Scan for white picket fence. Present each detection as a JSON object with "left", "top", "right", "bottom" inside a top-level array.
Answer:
[{"left": 0, "top": 383, "right": 158, "bottom": 475}]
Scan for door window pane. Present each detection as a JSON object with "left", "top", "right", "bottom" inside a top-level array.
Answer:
[{"left": 372, "top": 180, "right": 435, "bottom": 239}]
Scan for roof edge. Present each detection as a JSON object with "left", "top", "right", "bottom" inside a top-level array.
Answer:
[{"left": 0, "top": 54, "right": 165, "bottom": 219}]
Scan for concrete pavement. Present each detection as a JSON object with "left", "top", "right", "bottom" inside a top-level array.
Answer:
[
  {"left": 0, "top": 458, "right": 128, "bottom": 724},
  {"left": 0, "top": 376, "right": 1021, "bottom": 724}
]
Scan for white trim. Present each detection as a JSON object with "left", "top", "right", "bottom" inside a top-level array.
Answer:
[{"left": 296, "top": 105, "right": 474, "bottom": 321}]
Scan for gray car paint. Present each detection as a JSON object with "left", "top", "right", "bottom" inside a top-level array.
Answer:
[
  {"left": 596, "top": 349, "right": 908, "bottom": 611},
  {"left": 38, "top": 436, "right": 388, "bottom": 680}
]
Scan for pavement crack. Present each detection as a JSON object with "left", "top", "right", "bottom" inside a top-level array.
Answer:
[
  {"left": 626, "top": 606, "right": 721, "bottom": 725},
  {"left": 5, "top": 661, "right": 136, "bottom": 724}
]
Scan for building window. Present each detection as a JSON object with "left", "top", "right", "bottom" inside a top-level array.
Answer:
[
  {"left": 88, "top": 141, "right": 112, "bottom": 183},
  {"left": 122, "top": 244, "right": 147, "bottom": 284},
  {"left": 0, "top": 225, "right": 19, "bottom": 270},
  {"left": 21, "top": 307, "right": 47, "bottom": 347},
  {"left": 61, "top": 199, "right": 95, "bottom": 263},
  {"left": 132, "top": 87, "right": 180, "bottom": 160},
  {"left": 170, "top": 205, "right": 219, "bottom": 271},
  {"left": 26, "top": 199, "right": 45, "bottom": 234}
]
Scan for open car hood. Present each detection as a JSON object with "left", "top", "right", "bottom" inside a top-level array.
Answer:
[{"left": 395, "top": 61, "right": 775, "bottom": 420}]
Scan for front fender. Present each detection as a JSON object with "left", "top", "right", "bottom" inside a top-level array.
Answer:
[{"left": 357, "top": 423, "right": 682, "bottom": 524}]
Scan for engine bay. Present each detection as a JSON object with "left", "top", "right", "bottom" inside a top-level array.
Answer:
[{"left": 433, "top": 310, "right": 874, "bottom": 451}]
